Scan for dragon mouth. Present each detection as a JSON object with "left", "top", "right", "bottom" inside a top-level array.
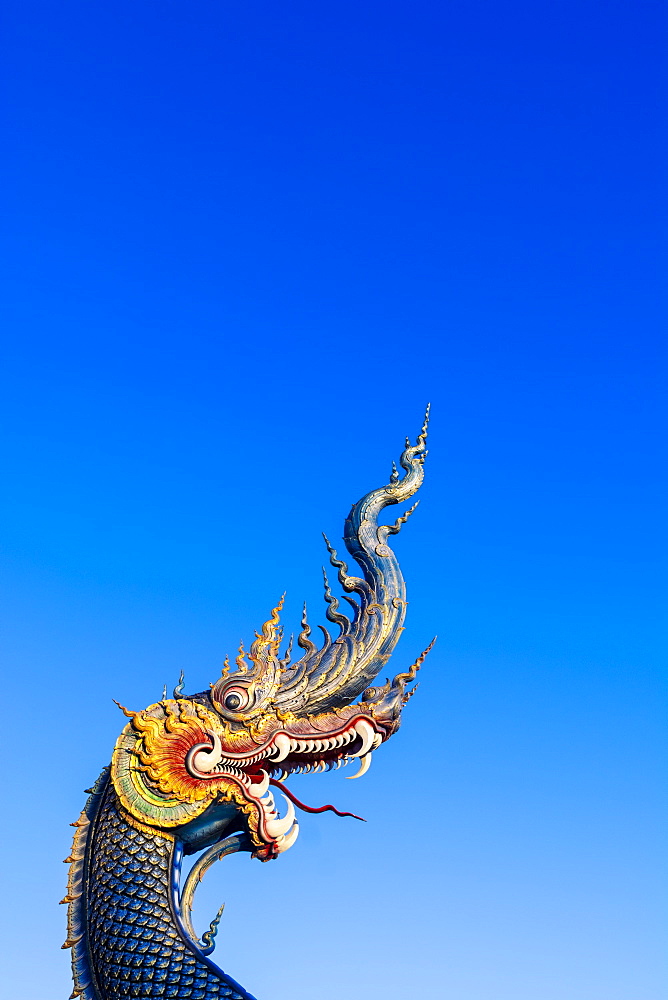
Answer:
[
  {"left": 187, "top": 716, "right": 384, "bottom": 781},
  {"left": 185, "top": 716, "right": 385, "bottom": 856}
]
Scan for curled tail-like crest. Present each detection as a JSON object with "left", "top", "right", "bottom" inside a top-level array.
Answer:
[{"left": 274, "top": 406, "right": 429, "bottom": 713}]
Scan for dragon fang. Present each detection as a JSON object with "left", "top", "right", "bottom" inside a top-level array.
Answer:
[{"left": 64, "top": 410, "right": 434, "bottom": 1000}]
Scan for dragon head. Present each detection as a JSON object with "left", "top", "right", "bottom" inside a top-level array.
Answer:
[{"left": 111, "top": 411, "right": 434, "bottom": 861}]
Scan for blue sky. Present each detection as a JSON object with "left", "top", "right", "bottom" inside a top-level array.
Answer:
[{"left": 0, "top": 3, "right": 665, "bottom": 998}]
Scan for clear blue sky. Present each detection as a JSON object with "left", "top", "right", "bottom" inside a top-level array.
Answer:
[{"left": 1, "top": 3, "right": 665, "bottom": 999}]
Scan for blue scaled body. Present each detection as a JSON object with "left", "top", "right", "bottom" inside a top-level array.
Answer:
[{"left": 66, "top": 769, "right": 255, "bottom": 1000}]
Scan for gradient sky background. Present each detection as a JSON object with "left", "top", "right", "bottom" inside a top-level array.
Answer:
[{"left": 1, "top": 3, "right": 665, "bottom": 999}]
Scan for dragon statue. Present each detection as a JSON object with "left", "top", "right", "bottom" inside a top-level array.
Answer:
[{"left": 63, "top": 410, "right": 434, "bottom": 1000}]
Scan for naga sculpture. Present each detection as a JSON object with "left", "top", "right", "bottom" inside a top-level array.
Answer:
[{"left": 63, "top": 410, "right": 434, "bottom": 1000}]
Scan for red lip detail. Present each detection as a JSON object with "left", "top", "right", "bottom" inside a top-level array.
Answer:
[{"left": 269, "top": 778, "right": 366, "bottom": 823}]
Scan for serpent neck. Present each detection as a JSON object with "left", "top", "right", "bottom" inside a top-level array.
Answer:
[{"left": 85, "top": 782, "right": 257, "bottom": 1000}]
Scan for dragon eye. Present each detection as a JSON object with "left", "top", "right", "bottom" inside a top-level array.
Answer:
[{"left": 218, "top": 685, "right": 250, "bottom": 714}]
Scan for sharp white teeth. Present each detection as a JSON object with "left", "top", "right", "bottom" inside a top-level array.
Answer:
[
  {"left": 351, "top": 719, "right": 376, "bottom": 758},
  {"left": 346, "top": 752, "right": 372, "bottom": 779},
  {"left": 252, "top": 770, "right": 270, "bottom": 798},
  {"left": 372, "top": 733, "right": 383, "bottom": 749},
  {"left": 187, "top": 733, "right": 224, "bottom": 775},
  {"left": 261, "top": 792, "right": 275, "bottom": 813},
  {"left": 275, "top": 822, "right": 299, "bottom": 853},
  {"left": 269, "top": 734, "right": 291, "bottom": 762},
  {"left": 265, "top": 796, "right": 296, "bottom": 838}
]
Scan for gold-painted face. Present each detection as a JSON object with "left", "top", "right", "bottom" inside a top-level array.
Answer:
[{"left": 111, "top": 694, "right": 392, "bottom": 859}]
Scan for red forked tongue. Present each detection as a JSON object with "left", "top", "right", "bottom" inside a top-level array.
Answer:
[{"left": 269, "top": 778, "right": 366, "bottom": 822}]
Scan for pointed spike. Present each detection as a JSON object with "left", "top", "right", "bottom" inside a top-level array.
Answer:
[
  {"left": 322, "top": 532, "right": 358, "bottom": 592},
  {"left": 296, "top": 602, "right": 317, "bottom": 656},
  {"left": 266, "top": 595, "right": 285, "bottom": 635},
  {"left": 200, "top": 902, "right": 225, "bottom": 952},
  {"left": 342, "top": 592, "right": 360, "bottom": 615},
  {"left": 402, "top": 682, "right": 420, "bottom": 705},
  {"left": 393, "top": 637, "right": 437, "bottom": 692},
  {"left": 236, "top": 640, "right": 248, "bottom": 671},
  {"left": 173, "top": 669, "right": 185, "bottom": 699},
  {"left": 320, "top": 567, "right": 351, "bottom": 635},
  {"left": 376, "top": 500, "right": 421, "bottom": 549},
  {"left": 420, "top": 402, "right": 430, "bottom": 442},
  {"left": 279, "top": 633, "right": 294, "bottom": 670},
  {"left": 161, "top": 684, "right": 167, "bottom": 700},
  {"left": 112, "top": 700, "right": 137, "bottom": 718}
]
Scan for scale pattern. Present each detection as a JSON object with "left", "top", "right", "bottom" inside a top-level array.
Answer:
[{"left": 86, "top": 787, "right": 254, "bottom": 1000}]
